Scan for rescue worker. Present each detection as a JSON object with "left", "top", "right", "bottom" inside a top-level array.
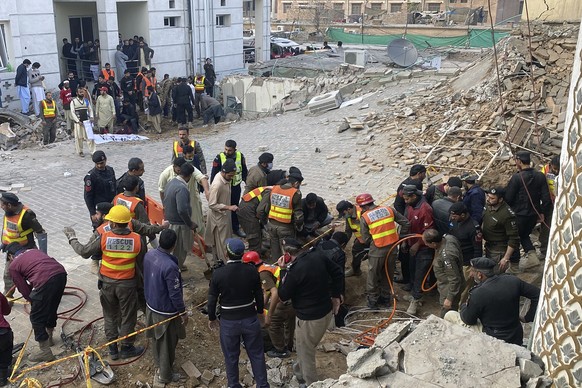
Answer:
[
  {"left": 461, "top": 174, "right": 486, "bottom": 224},
  {"left": 481, "top": 187, "right": 520, "bottom": 273},
  {"left": 422, "top": 229, "right": 465, "bottom": 317},
  {"left": 63, "top": 205, "right": 145, "bottom": 360},
  {"left": 116, "top": 157, "right": 146, "bottom": 201},
  {"left": 446, "top": 257, "right": 540, "bottom": 345},
  {"left": 193, "top": 73, "right": 205, "bottom": 118},
  {"left": 257, "top": 168, "right": 304, "bottom": 263},
  {"left": 101, "top": 63, "right": 115, "bottom": 81},
  {"left": 242, "top": 251, "right": 295, "bottom": 359},
  {"left": 336, "top": 200, "right": 370, "bottom": 277},
  {"left": 357, "top": 193, "right": 410, "bottom": 309},
  {"left": 5, "top": 243, "right": 67, "bottom": 362},
  {"left": 539, "top": 155, "right": 560, "bottom": 258},
  {"left": 84, "top": 150, "right": 117, "bottom": 230},
  {"left": 238, "top": 185, "right": 272, "bottom": 253},
  {"left": 401, "top": 185, "right": 434, "bottom": 315},
  {"left": 208, "top": 239, "right": 268, "bottom": 388},
  {"left": 1, "top": 193, "right": 47, "bottom": 294},
  {"left": 210, "top": 140, "right": 248, "bottom": 237},
  {"left": 244, "top": 153, "right": 273, "bottom": 195},
  {"left": 171, "top": 127, "right": 207, "bottom": 174},
  {"left": 40, "top": 91, "right": 58, "bottom": 145},
  {"left": 113, "top": 175, "right": 148, "bottom": 224}
]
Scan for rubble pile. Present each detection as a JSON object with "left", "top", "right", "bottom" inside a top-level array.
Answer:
[
  {"left": 0, "top": 112, "right": 69, "bottom": 150},
  {"left": 311, "top": 315, "right": 551, "bottom": 388}
]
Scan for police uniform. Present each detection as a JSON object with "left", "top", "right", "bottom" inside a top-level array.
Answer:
[
  {"left": 84, "top": 156, "right": 117, "bottom": 227},
  {"left": 432, "top": 234, "right": 465, "bottom": 315},
  {"left": 481, "top": 201, "right": 519, "bottom": 266},
  {"left": 238, "top": 187, "right": 271, "bottom": 253}
]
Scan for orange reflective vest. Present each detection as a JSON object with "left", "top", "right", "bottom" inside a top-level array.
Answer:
[
  {"left": 173, "top": 140, "right": 196, "bottom": 158},
  {"left": 194, "top": 76, "right": 205, "bottom": 91},
  {"left": 1, "top": 207, "right": 33, "bottom": 246},
  {"left": 100, "top": 230, "right": 141, "bottom": 280},
  {"left": 258, "top": 263, "right": 281, "bottom": 287},
  {"left": 541, "top": 164, "right": 556, "bottom": 201},
  {"left": 101, "top": 69, "right": 115, "bottom": 80},
  {"left": 268, "top": 186, "right": 297, "bottom": 224},
  {"left": 41, "top": 100, "right": 56, "bottom": 118},
  {"left": 135, "top": 72, "right": 144, "bottom": 91},
  {"left": 96, "top": 221, "right": 133, "bottom": 235},
  {"left": 242, "top": 186, "right": 272, "bottom": 202},
  {"left": 113, "top": 193, "right": 143, "bottom": 218},
  {"left": 143, "top": 77, "right": 153, "bottom": 97},
  {"left": 347, "top": 205, "right": 364, "bottom": 243},
  {"left": 361, "top": 206, "right": 398, "bottom": 247}
]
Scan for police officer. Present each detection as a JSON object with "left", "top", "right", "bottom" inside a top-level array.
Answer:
[
  {"left": 210, "top": 140, "right": 248, "bottom": 237},
  {"left": 358, "top": 193, "right": 410, "bottom": 309},
  {"left": 1, "top": 193, "right": 47, "bottom": 294},
  {"left": 481, "top": 187, "right": 520, "bottom": 274},
  {"left": 257, "top": 168, "right": 304, "bottom": 263},
  {"left": 422, "top": 229, "right": 465, "bottom": 317},
  {"left": 84, "top": 150, "right": 116, "bottom": 229},
  {"left": 336, "top": 200, "right": 370, "bottom": 277}
]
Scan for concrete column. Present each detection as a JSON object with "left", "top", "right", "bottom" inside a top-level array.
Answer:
[
  {"left": 254, "top": 0, "right": 271, "bottom": 62},
  {"left": 531, "top": 17, "right": 582, "bottom": 387},
  {"left": 96, "top": 0, "right": 119, "bottom": 70}
]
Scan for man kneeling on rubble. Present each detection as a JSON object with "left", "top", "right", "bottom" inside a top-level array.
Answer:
[{"left": 444, "top": 256, "right": 540, "bottom": 345}]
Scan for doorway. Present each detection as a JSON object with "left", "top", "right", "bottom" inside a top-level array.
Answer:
[{"left": 69, "top": 17, "right": 94, "bottom": 42}]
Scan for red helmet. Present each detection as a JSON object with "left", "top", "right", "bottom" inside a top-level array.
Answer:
[
  {"left": 242, "top": 251, "right": 262, "bottom": 265},
  {"left": 356, "top": 193, "right": 374, "bottom": 206}
]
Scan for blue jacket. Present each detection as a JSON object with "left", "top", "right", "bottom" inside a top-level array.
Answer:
[
  {"left": 463, "top": 185, "right": 486, "bottom": 224},
  {"left": 143, "top": 248, "right": 185, "bottom": 315},
  {"left": 15, "top": 64, "right": 28, "bottom": 87}
]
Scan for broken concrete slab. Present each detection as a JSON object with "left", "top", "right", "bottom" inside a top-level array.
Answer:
[
  {"left": 483, "top": 366, "right": 521, "bottom": 388},
  {"left": 382, "top": 341, "right": 402, "bottom": 373},
  {"left": 346, "top": 346, "right": 386, "bottom": 378},
  {"left": 336, "top": 373, "right": 381, "bottom": 387},
  {"left": 377, "top": 371, "right": 441, "bottom": 387},
  {"left": 181, "top": 360, "right": 202, "bottom": 379},
  {"left": 374, "top": 320, "right": 412, "bottom": 349},
  {"left": 519, "top": 358, "right": 544, "bottom": 381},
  {"left": 308, "top": 378, "right": 338, "bottom": 388}
]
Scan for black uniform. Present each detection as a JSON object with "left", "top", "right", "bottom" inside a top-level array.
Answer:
[
  {"left": 460, "top": 274, "right": 540, "bottom": 345},
  {"left": 393, "top": 177, "right": 423, "bottom": 217},
  {"left": 314, "top": 239, "right": 346, "bottom": 294},
  {"left": 450, "top": 217, "right": 483, "bottom": 266},
  {"left": 116, "top": 172, "right": 145, "bottom": 202},
  {"left": 172, "top": 83, "right": 194, "bottom": 124},
  {"left": 84, "top": 166, "right": 117, "bottom": 220},
  {"left": 120, "top": 75, "right": 136, "bottom": 106}
]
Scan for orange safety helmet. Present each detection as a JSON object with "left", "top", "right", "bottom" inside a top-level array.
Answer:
[
  {"left": 242, "top": 251, "right": 262, "bottom": 265},
  {"left": 355, "top": 193, "right": 374, "bottom": 206}
]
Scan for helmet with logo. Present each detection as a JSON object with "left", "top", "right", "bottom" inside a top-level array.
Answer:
[
  {"left": 355, "top": 193, "right": 374, "bottom": 206},
  {"left": 104, "top": 205, "right": 132, "bottom": 224},
  {"left": 242, "top": 251, "right": 262, "bottom": 266}
]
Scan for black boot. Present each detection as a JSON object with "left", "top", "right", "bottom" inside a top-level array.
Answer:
[
  {"left": 0, "top": 367, "right": 8, "bottom": 386},
  {"left": 120, "top": 344, "right": 144, "bottom": 359},
  {"left": 108, "top": 344, "right": 119, "bottom": 360}
]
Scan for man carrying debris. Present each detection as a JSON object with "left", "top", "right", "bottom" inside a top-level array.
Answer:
[
  {"left": 40, "top": 91, "right": 59, "bottom": 145},
  {"left": 278, "top": 238, "right": 343, "bottom": 387},
  {"left": 505, "top": 151, "right": 551, "bottom": 272},
  {"left": 1, "top": 192, "right": 47, "bottom": 294},
  {"left": 208, "top": 238, "right": 269, "bottom": 388},
  {"left": 336, "top": 200, "right": 370, "bottom": 277},
  {"left": 358, "top": 193, "right": 410, "bottom": 309},
  {"left": 445, "top": 257, "right": 540, "bottom": 345},
  {"left": 144, "top": 229, "right": 187, "bottom": 385},
  {"left": 422, "top": 229, "right": 465, "bottom": 317}
]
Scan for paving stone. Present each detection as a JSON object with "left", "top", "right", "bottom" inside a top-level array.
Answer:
[
  {"left": 181, "top": 361, "right": 202, "bottom": 379},
  {"left": 374, "top": 320, "right": 412, "bottom": 348},
  {"left": 346, "top": 346, "right": 386, "bottom": 378},
  {"left": 201, "top": 369, "right": 214, "bottom": 385}
]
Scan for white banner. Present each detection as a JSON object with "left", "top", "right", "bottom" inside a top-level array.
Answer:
[
  {"left": 93, "top": 134, "right": 149, "bottom": 144},
  {"left": 83, "top": 120, "right": 95, "bottom": 140}
]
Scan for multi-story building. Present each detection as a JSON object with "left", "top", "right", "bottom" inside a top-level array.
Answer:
[{"left": 0, "top": 0, "right": 270, "bottom": 109}]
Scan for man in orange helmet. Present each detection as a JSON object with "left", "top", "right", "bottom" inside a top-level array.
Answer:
[{"left": 357, "top": 193, "right": 409, "bottom": 309}]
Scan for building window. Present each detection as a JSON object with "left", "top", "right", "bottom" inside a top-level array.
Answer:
[
  {"left": 221, "top": 0, "right": 226, "bottom": 5},
  {"left": 460, "top": 0, "right": 468, "bottom": 2},
  {"left": 0, "top": 24, "right": 9, "bottom": 70},
  {"left": 333, "top": 3, "right": 343, "bottom": 10},
  {"left": 169, "top": 0, "right": 175, "bottom": 8},
  {"left": 283, "top": 2, "right": 292, "bottom": 13},
  {"left": 216, "top": 14, "right": 231, "bottom": 27},
  {"left": 449, "top": 0, "right": 456, "bottom": 2},
  {"left": 390, "top": 3, "right": 402, "bottom": 12},
  {"left": 351, "top": 3, "right": 362, "bottom": 15},
  {"left": 164, "top": 17, "right": 179, "bottom": 27},
  {"left": 370, "top": 3, "right": 382, "bottom": 10},
  {"left": 427, "top": 3, "right": 441, "bottom": 11}
]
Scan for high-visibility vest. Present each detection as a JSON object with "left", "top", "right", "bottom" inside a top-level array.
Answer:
[
  {"left": 268, "top": 186, "right": 297, "bottom": 224},
  {"left": 41, "top": 100, "right": 56, "bottom": 118},
  {"left": 143, "top": 77, "right": 153, "bottom": 97},
  {"left": 135, "top": 72, "right": 144, "bottom": 91},
  {"left": 101, "top": 69, "right": 115, "bottom": 80},
  {"left": 219, "top": 152, "right": 243, "bottom": 186},
  {"left": 1, "top": 207, "right": 33, "bottom": 246},
  {"left": 347, "top": 205, "right": 364, "bottom": 243},
  {"left": 194, "top": 76, "right": 205, "bottom": 91},
  {"left": 100, "top": 230, "right": 141, "bottom": 280},
  {"left": 242, "top": 186, "right": 272, "bottom": 202},
  {"left": 361, "top": 206, "right": 398, "bottom": 247},
  {"left": 113, "top": 193, "right": 143, "bottom": 218},
  {"left": 258, "top": 263, "right": 281, "bottom": 287},
  {"left": 97, "top": 221, "right": 133, "bottom": 235},
  {"left": 541, "top": 164, "right": 556, "bottom": 201},
  {"left": 173, "top": 140, "right": 196, "bottom": 158}
]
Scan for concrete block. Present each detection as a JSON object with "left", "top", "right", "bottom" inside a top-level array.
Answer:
[
  {"left": 377, "top": 371, "right": 441, "bottom": 387},
  {"left": 201, "top": 369, "right": 214, "bottom": 385},
  {"left": 346, "top": 346, "right": 387, "bottom": 378},
  {"left": 506, "top": 343, "right": 532, "bottom": 360},
  {"left": 181, "top": 361, "right": 202, "bottom": 379},
  {"left": 437, "top": 68, "right": 461, "bottom": 77},
  {"left": 336, "top": 374, "right": 380, "bottom": 387},
  {"left": 395, "top": 71, "right": 412, "bottom": 79},
  {"left": 267, "top": 368, "right": 282, "bottom": 385},
  {"left": 339, "top": 82, "right": 357, "bottom": 96},
  {"left": 383, "top": 341, "right": 402, "bottom": 373},
  {"left": 307, "top": 90, "right": 343, "bottom": 113},
  {"left": 519, "top": 358, "right": 543, "bottom": 381},
  {"left": 322, "top": 342, "right": 337, "bottom": 352},
  {"left": 379, "top": 77, "right": 394, "bottom": 85}
]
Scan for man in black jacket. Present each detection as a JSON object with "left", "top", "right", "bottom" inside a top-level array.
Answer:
[
  {"left": 84, "top": 151, "right": 116, "bottom": 229},
  {"left": 208, "top": 239, "right": 268, "bottom": 388},
  {"left": 300, "top": 193, "right": 332, "bottom": 237},
  {"left": 172, "top": 78, "right": 194, "bottom": 125},
  {"left": 278, "top": 238, "right": 343, "bottom": 386},
  {"left": 505, "top": 151, "right": 551, "bottom": 271},
  {"left": 15, "top": 59, "right": 31, "bottom": 114}
]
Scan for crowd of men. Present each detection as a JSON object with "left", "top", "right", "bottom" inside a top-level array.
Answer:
[{"left": 0, "top": 119, "right": 556, "bottom": 386}]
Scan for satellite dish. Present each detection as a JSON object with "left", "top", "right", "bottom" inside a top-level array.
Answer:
[{"left": 387, "top": 38, "right": 418, "bottom": 67}]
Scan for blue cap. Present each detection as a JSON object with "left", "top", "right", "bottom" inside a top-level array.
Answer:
[{"left": 226, "top": 238, "right": 245, "bottom": 257}]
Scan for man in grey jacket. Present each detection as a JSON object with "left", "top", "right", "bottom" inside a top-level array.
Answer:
[{"left": 162, "top": 163, "right": 197, "bottom": 271}]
